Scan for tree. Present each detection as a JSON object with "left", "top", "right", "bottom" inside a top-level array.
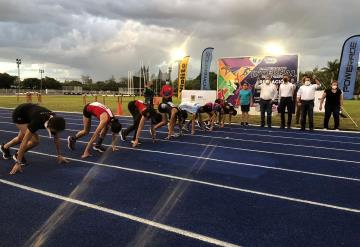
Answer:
[
  {"left": 43, "top": 76, "right": 62, "bottom": 89},
  {"left": 22, "top": 78, "right": 41, "bottom": 89},
  {"left": 0, "top": 73, "right": 17, "bottom": 89},
  {"left": 63, "top": 80, "right": 82, "bottom": 87},
  {"left": 321, "top": 59, "right": 340, "bottom": 84}
]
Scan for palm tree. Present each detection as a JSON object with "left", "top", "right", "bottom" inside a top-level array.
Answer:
[{"left": 321, "top": 59, "right": 340, "bottom": 81}]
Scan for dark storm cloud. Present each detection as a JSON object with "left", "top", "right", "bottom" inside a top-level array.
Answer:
[{"left": 0, "top": 0, "right": 359, "bottom": 80}]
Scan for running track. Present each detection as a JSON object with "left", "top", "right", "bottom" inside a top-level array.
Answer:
[{"left": 0, "top": 108, "right": 359, "bottom": 247}]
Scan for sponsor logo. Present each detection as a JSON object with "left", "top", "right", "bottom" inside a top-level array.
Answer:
[{"left": 264, "top": 57, "right": 277, "bottom": 64}]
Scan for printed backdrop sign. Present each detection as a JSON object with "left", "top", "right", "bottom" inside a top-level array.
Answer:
[
  {"left": 181, "top": 90, "right": 217, "bottom": 105},
  {"left": 217, "top": 55, "right": 299, "bottom": 105}
]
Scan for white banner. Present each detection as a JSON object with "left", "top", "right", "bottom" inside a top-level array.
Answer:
[{"left": 181, "top": 90, "right": 217, "bottom": 105}]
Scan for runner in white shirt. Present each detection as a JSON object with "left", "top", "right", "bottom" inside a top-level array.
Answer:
[
  {"left": 179, "top": 102, "right": 201, "bottom": 135},
  {"left": 278, "top": 75, "right": 295, "bottom": 128},
  {"left": 297, "top": 76, "right": 321, "bottom": 131}
]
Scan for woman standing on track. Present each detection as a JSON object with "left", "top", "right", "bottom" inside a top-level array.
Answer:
[
  {"left": 0, "top": 103, "right": 69, "bottom": 175},
  {"left": 67, "top": 102, "right": 122, "bottom": 158},
  {"left": 319, "top": 80, "right": 343, "bottom": 130}
]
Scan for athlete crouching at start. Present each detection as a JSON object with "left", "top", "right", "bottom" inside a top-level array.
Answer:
[
  {"left": 67, "top": 102, "right": 122, "bottom": 159},
  {"left": 154, "top": 102, "right": 188, "bottom": 140},
  {"left": 0, "top": 103, "right": 68, "bottom": 175},
  {"left": 220, "top": 101, "right": 237, "bottom": 127},
  {"left": 120, "top": 100, "right": 162, "bottom": 147},
  {"left": 178, "top": 102, "right": 201, "bottom": 135},
  {"left": 198, "top": 102, "right": 222, "bottom": 131}
]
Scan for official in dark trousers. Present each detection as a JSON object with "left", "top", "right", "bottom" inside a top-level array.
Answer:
[
  {"left": 319, "top": 80, "right": 343, "bottom": 130},
  {"left": 278, "top": 75, "right": 295, "bottom": 128},
  {"left": 296, "top": 76, "right": 321, "bottom": 131},
  {"left": 254, "top": 77, "right": 277, "bottom": 128}
]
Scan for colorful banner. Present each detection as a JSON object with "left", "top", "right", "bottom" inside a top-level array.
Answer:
[
  {"left": 338, "top": 35, "right": 360, "bottom": 100},
  {"left": 178, "top": 56, "right": 190, "bottom": 97},
  {"left": 200, "top": 47, "right": 214, "bottom": 90},
  {"left": 217, "top": 55, "right": 299, "bottom": 105}
]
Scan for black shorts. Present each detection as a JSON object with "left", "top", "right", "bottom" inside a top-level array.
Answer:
[
  {"left": 162, "top": 97, "right": 172, "bottom": 103},
  {"left": 12, "top": 104, "right": 30, "bottom": 124},
  {"left": 241, "top": 104, "right": 250, "bottom": 112},
  {"left": 83, "top": 104, "right": 92, "bottom": 118}
]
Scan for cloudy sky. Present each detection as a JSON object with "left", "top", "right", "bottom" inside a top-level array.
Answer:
[{"left": 0, "top": 0, "right": 359, "bottom": 81}]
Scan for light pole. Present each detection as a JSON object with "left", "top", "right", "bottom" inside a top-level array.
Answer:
[
  {"left": 16, "top": 58, "right": 21, "bottom": 96},
  {"left": 39, "top": 69, "right": 44, "bottom": 93}
]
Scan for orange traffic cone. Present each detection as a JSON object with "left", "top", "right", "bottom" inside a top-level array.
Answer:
[{"left": 116, "top": 102, "right": 123, "bottom": 116}]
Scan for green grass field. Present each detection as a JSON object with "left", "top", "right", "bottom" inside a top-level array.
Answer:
[{"left": 0, "top": 95, "right": 359, "bottom": 131}]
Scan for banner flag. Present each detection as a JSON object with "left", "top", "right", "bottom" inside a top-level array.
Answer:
[
  {"left": 338, "top": 35, "right": 360, "bottom": 100},
  {"left": 200, "top": 47, "right": 214, "bottom": 90},
  {"left": 178, "top": 56, "right": 190, "bottom": 97}
]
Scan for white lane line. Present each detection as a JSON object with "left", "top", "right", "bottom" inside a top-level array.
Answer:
[
  {"left": 2, "top": 121, "right": 360, "bottom": 164},
  {"left": 60, "top": 122, "right": 360, "bottom": 154},
  {"left": 0, "top": 179, "right": 241, "bottom": 247},
  {"left": 1, "top": 129, "right": 360, "bottom": 182},
  {"left": 3, "top": 151, "right": 360, "bottom": 214}
]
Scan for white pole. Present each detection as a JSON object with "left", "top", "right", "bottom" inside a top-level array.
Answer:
[{"left": 140, "top": 60, "right": 143, "bottom": 96}]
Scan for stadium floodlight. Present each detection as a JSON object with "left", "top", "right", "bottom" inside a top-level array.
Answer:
[
  {"left": 39, "top": 69, "right": 44, "bottom": 93},
  {"left": 16, "top": 58, "right": 22, "bottom": 94}
]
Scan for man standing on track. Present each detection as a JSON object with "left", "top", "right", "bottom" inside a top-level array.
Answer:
[
  {"left": 278, "top": 75, "right": 296, "bottom": 129},
  {"left": 67, "top": 102, "right": 122, "bottom": 158},
  {"left": 254, "top": 76, "right": 277, "bottom": 128},
  {"left": 297, "top": 75, "right": 321, "bottom": 131},
  {"left": 0, "top": 103, "right": 69, "bottom": 175}
]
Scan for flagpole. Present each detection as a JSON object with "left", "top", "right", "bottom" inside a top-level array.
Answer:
[{"left": 342, "top": 108, "right": 359, "bottom": 128}]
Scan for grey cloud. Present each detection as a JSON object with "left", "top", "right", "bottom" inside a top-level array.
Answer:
[{"left": 0, "top": 0, "right": 359, "bottom": 81}]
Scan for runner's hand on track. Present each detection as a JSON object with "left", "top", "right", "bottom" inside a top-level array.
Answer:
[{"left": 57, "top": 155, "right": 70, "bottom": 164}]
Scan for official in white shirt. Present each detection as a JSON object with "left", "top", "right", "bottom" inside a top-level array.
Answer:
[
  {"left": 296, "top": 76, "right": 321, "bottom": 131},
  {"left": 255, "top": 76, "right": 278, "bottom": 128},
  {"left": 278, "top": 75, "right": 295, "bottom": 128}
]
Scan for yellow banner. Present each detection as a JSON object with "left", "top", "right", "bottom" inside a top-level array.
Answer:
[{"left": 177, "top": 56, "right": 190, "bottom": 97}]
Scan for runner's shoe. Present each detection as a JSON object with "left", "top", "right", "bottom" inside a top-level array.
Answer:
[
  {"left": 93, "top": 145, "right": 106, "bottom": 153},
  {"left": 67, "top": 136, "right": 76, "bottom": 151},
  {"left": 13, "top": 152, "right": 27, "bottom": 166},
  {"left": 0, "top": 143, "right": 11, "bottom": 160}
]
